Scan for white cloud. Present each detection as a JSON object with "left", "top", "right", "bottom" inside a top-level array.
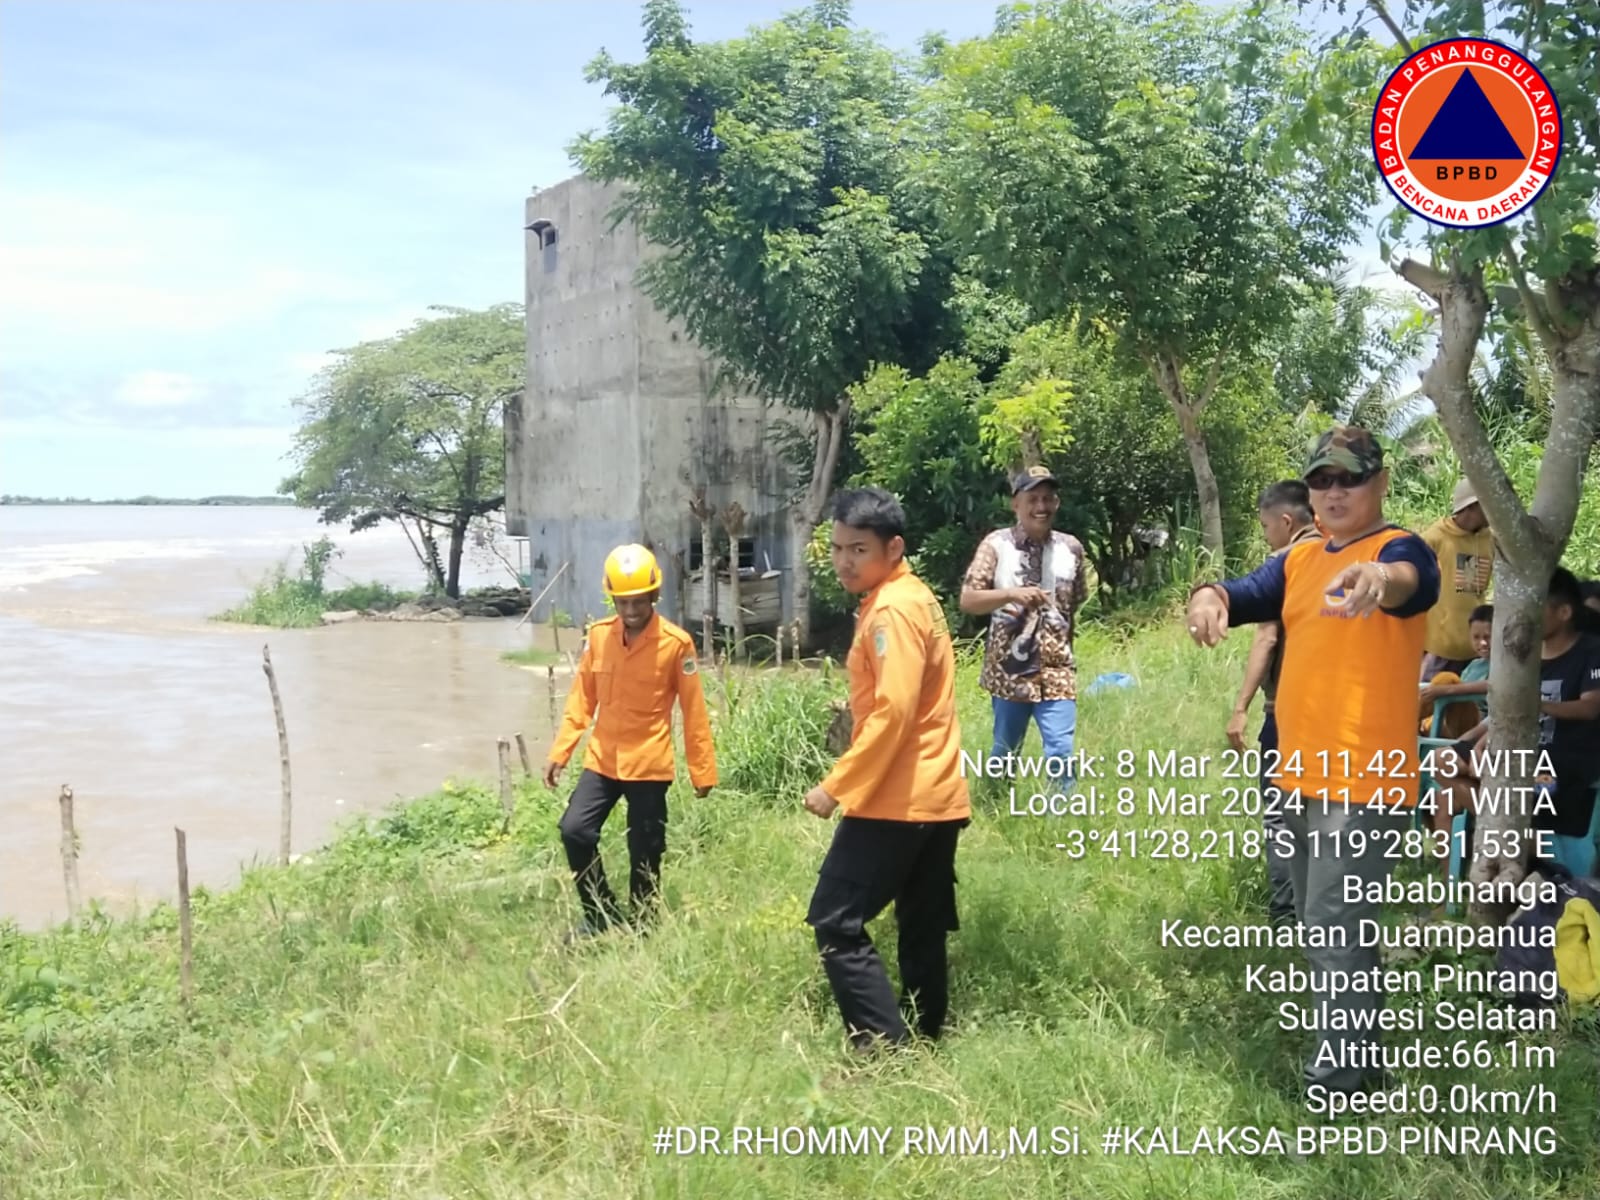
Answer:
[
  {"left": 113, "top": 370, "right": 204, "bottom": 408},
  {"left": 0, "top": 188, "right": 376, "bottom": 345}
]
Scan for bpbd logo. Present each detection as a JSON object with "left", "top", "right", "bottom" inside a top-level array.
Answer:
[
  {"left": 1372, "top": 38, "right": 1561, "bottom": 228},
  {"left": 1321, "top": 585, "right": 1358, "bottom": 620}
]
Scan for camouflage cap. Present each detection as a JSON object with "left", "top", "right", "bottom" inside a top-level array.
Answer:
[{"left": 1304, "top": 426, "right": 1383, "bottom": 478}]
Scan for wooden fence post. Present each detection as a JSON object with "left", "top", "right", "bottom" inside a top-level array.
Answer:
[
  {"left": 58, "top": 785, "right": 80, "bottom": 920},
  {"left": 175, "top": 827, "right": 193, "bottom": 1011},
  {"left": 262, "top": 645, "right": 292, "bottom": 865},
  {"left": 515, "top": 733, "right": 532, "bottom": 777},
  {"left": 497, "top": 737, "right": 515, "bottom": 830},
  {"left": 720, "top": 502, "right": 747, "bottom": 654}
]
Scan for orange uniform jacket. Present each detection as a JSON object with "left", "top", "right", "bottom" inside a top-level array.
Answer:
[
  {"left": 1223, "top": 526, "right": 1440, "bottom": 806},
  {"left": 547, "top": 613, "right": 717, "bottom": 789},
  {"left": 821, "top": 560, "right": 971, "bottom": 822}
]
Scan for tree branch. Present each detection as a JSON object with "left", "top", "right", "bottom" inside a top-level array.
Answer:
[
  {"left": 1502, "top": 242, "right": 1559, "bottom": 352},
  {"left": 804, "top": 400, "right": 850, "bottom": 523},
  {"left": 392, "top": 501, "right": 455, "bottom": 530},
  {"left": 1395, "top": 256, "right": 1448, "bottom": 300},
  {"left": 1366, "top": 0, "right": 1414, "bottom": 54},
  {"left": 415, "top": 383, "right": 476, "bottom": 406},
  {"left": 1529, "top": 294, "right": 1600, "bottom": 533},
  {"left": 1195, "top": 344, "right": 1228, "bottom": 412},
  {"left": 423, "top": 430, "right": 466, "bottom": 494},
  {"left": 1411, "top": 258, "right": 1547, "bottom": 564}
]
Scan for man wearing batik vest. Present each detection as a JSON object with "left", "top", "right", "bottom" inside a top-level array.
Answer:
[
  {"left": 1185, "top": 426, "right": 1441, "bottom": 1104},
  {"left": 959, "top": 465, "right": 1089, "bottom": 794}
]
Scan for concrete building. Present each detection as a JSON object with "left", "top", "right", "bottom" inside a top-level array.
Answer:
[{"left": 506, "top": 175, "right": 797, "bottom": 632}]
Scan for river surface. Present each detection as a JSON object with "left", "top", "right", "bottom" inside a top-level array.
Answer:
[{"left": 0, "top": 506, "right": 570, "bottom": 931}]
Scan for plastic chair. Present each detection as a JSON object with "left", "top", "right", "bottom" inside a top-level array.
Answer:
[
  {"left": 1432, "top": 775, "right": 1600, "bottom": 909},
  {"left": 1428, "top": 694, "right": 1487, "bottom": 739}
]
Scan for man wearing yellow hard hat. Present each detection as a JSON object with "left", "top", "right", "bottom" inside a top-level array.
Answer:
[{"left": 544, "top": 543, "right": 717, "bottom": 939}]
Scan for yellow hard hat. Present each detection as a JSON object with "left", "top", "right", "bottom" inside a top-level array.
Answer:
[{"left": 603, "top": 543, "right": 661, "bottom": 597}]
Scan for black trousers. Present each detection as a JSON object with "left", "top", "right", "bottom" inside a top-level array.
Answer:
[
  {"left": 806, "top": 815, "right": 967, "bottom": 1048},
  {"left": 558, "top": 769, "right": 670, "bottom": 925}
]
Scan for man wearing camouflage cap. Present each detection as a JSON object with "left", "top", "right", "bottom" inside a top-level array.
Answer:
[{"left": 1184, "top": 426, "right": 1440, "bottom": 1105}]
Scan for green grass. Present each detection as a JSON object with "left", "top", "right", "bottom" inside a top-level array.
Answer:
[
  {"left": 3, "top": 621, "right": 1597, "bottom": 1198},
  {"left": 215, "top": 563, "right": 418, "bottom": 629},
  {"left": 501, "top": 646, "right": 564, "bottom": 668}
]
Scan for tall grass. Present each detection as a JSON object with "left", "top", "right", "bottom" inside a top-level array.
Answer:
[
  {"left": 2, "top": 625, "right": 1597, "bottom": 1198},
  {"left": 216, "top": 537, "right": 418, "bottom": 629}
]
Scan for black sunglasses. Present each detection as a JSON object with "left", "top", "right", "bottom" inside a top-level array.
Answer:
[{"left": 1306, "top": 469, "right": 1373, "bottom": 490}]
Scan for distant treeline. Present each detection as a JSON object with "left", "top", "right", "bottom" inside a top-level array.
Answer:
[{"left": 0, "top": 495, "right": 297, "bottom": 507}]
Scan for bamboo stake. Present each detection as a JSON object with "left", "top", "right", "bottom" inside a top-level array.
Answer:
[
  {"left": 720, "top": 502, "right": 747, "bottom": 654},
  {"left": 497, "top": 738, "right": 515, "bottom": 830},
  {"left": 515, "top": 733, "right": 532, "bottom": 777},
  {"left": 546, "top": 665, "right": 557, "bottom": 726},
  {"left": 262, "top": 645, "right": 292, "bottom": 865},
  {"left": 175, "top": 827, "right": 193, "bottom": 1011},
  {"left": 775, "top": 621, "right": 785, "bottom": 669},
  {"left": 58, "top": 784, "right": 80, "bottom": 920},
  {"left": 514, "top": 560, "right": 570, "bottom": 630}
]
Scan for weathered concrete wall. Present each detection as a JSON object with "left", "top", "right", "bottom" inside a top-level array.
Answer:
[{"left": 507, "top": 176, "right": 796, "bottom": 629}]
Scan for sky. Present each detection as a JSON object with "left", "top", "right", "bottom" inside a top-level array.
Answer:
[{"left": 0, "top": 0, "right": 1394, "bottom": 500}]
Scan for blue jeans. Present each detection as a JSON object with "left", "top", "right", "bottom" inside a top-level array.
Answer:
[{"left": 990, "top": 697, "right": 1077, "bottom": 790}]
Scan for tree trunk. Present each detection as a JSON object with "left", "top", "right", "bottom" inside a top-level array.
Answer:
[
  {"left": 398, "top": 515, "right": 446, "bottom": 592},
  {"left": 1150, "top": 353, "right": 1225, "bottom": 569},
  {"left": 689, "top": 487, "right": 715, "bottom": 654},
  {"left": 415, "top": 520, "right": 446, "bottom": 593},
  {"left": 1396, "top": 256, "right": 1600, "bottom": 918},
  {"left": 445, "top": 518, "right": 469, "bottom": 599},
  {"left": 721, "top": 502, "right": 747, "bottom": 653},
  {"left": 790, "top": 403, "right": 851, "bottom": 651},
  {"left": 1468, "top": 565, "right": 1548, "bottom": 916}
]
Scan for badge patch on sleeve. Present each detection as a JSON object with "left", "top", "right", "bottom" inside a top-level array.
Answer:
[
  {"left": 872, "top": 626, "right": 888, "bottom": 657},
  {"left": 683, "top": 656, "right": 698, "bottom": 675}
]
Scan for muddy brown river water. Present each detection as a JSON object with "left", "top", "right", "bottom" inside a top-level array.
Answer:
[{"left": 0, "top": 506, "right": 571, "bottom": 931}]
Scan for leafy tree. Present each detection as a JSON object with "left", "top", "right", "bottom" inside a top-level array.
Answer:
[
  {"left": 1273, "top": 280, "right": 1433, "bottom": 432},
  {"left": 987, "top": 320, "right": 1194, "bottom": 592},
  {"left": 847, "top": 358, "right": 1004, "bottom": 607},
  {"left": 841, "top": 315, "right": 1292, "bottom": 608},
  {"left": 281, "top": 304, "right": 523, "bottom": 598},
  {"left": 569, "top": 0, "right": 956, "bottom": 647},
  {"left": 1302, "top": 0, "right": 1600, "bottom": 906},
  {"left": 925, "top": 0, "right": 1370, "bottom": 567}
]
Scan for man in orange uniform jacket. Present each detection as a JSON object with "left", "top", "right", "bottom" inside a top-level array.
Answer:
[
  {"left": 1186, "top": 427, "right": 1441, "bottom": 1102},
  {"left": 544, "top": 544, "right": 717, "bottom": 940},
  {"left": 802, "top": 487, "right": 972, "bottom": 1052}
]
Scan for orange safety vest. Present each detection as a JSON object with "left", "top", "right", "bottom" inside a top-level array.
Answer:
[
  {"left": 822, "top": 560, "right": 971, "bottom": 822},
  {"left": 547, "top": 613, "right": 717, "bottom": 788},
  {"left": 1273, "top": 529, "right": 1429, "bottom": 806}
]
